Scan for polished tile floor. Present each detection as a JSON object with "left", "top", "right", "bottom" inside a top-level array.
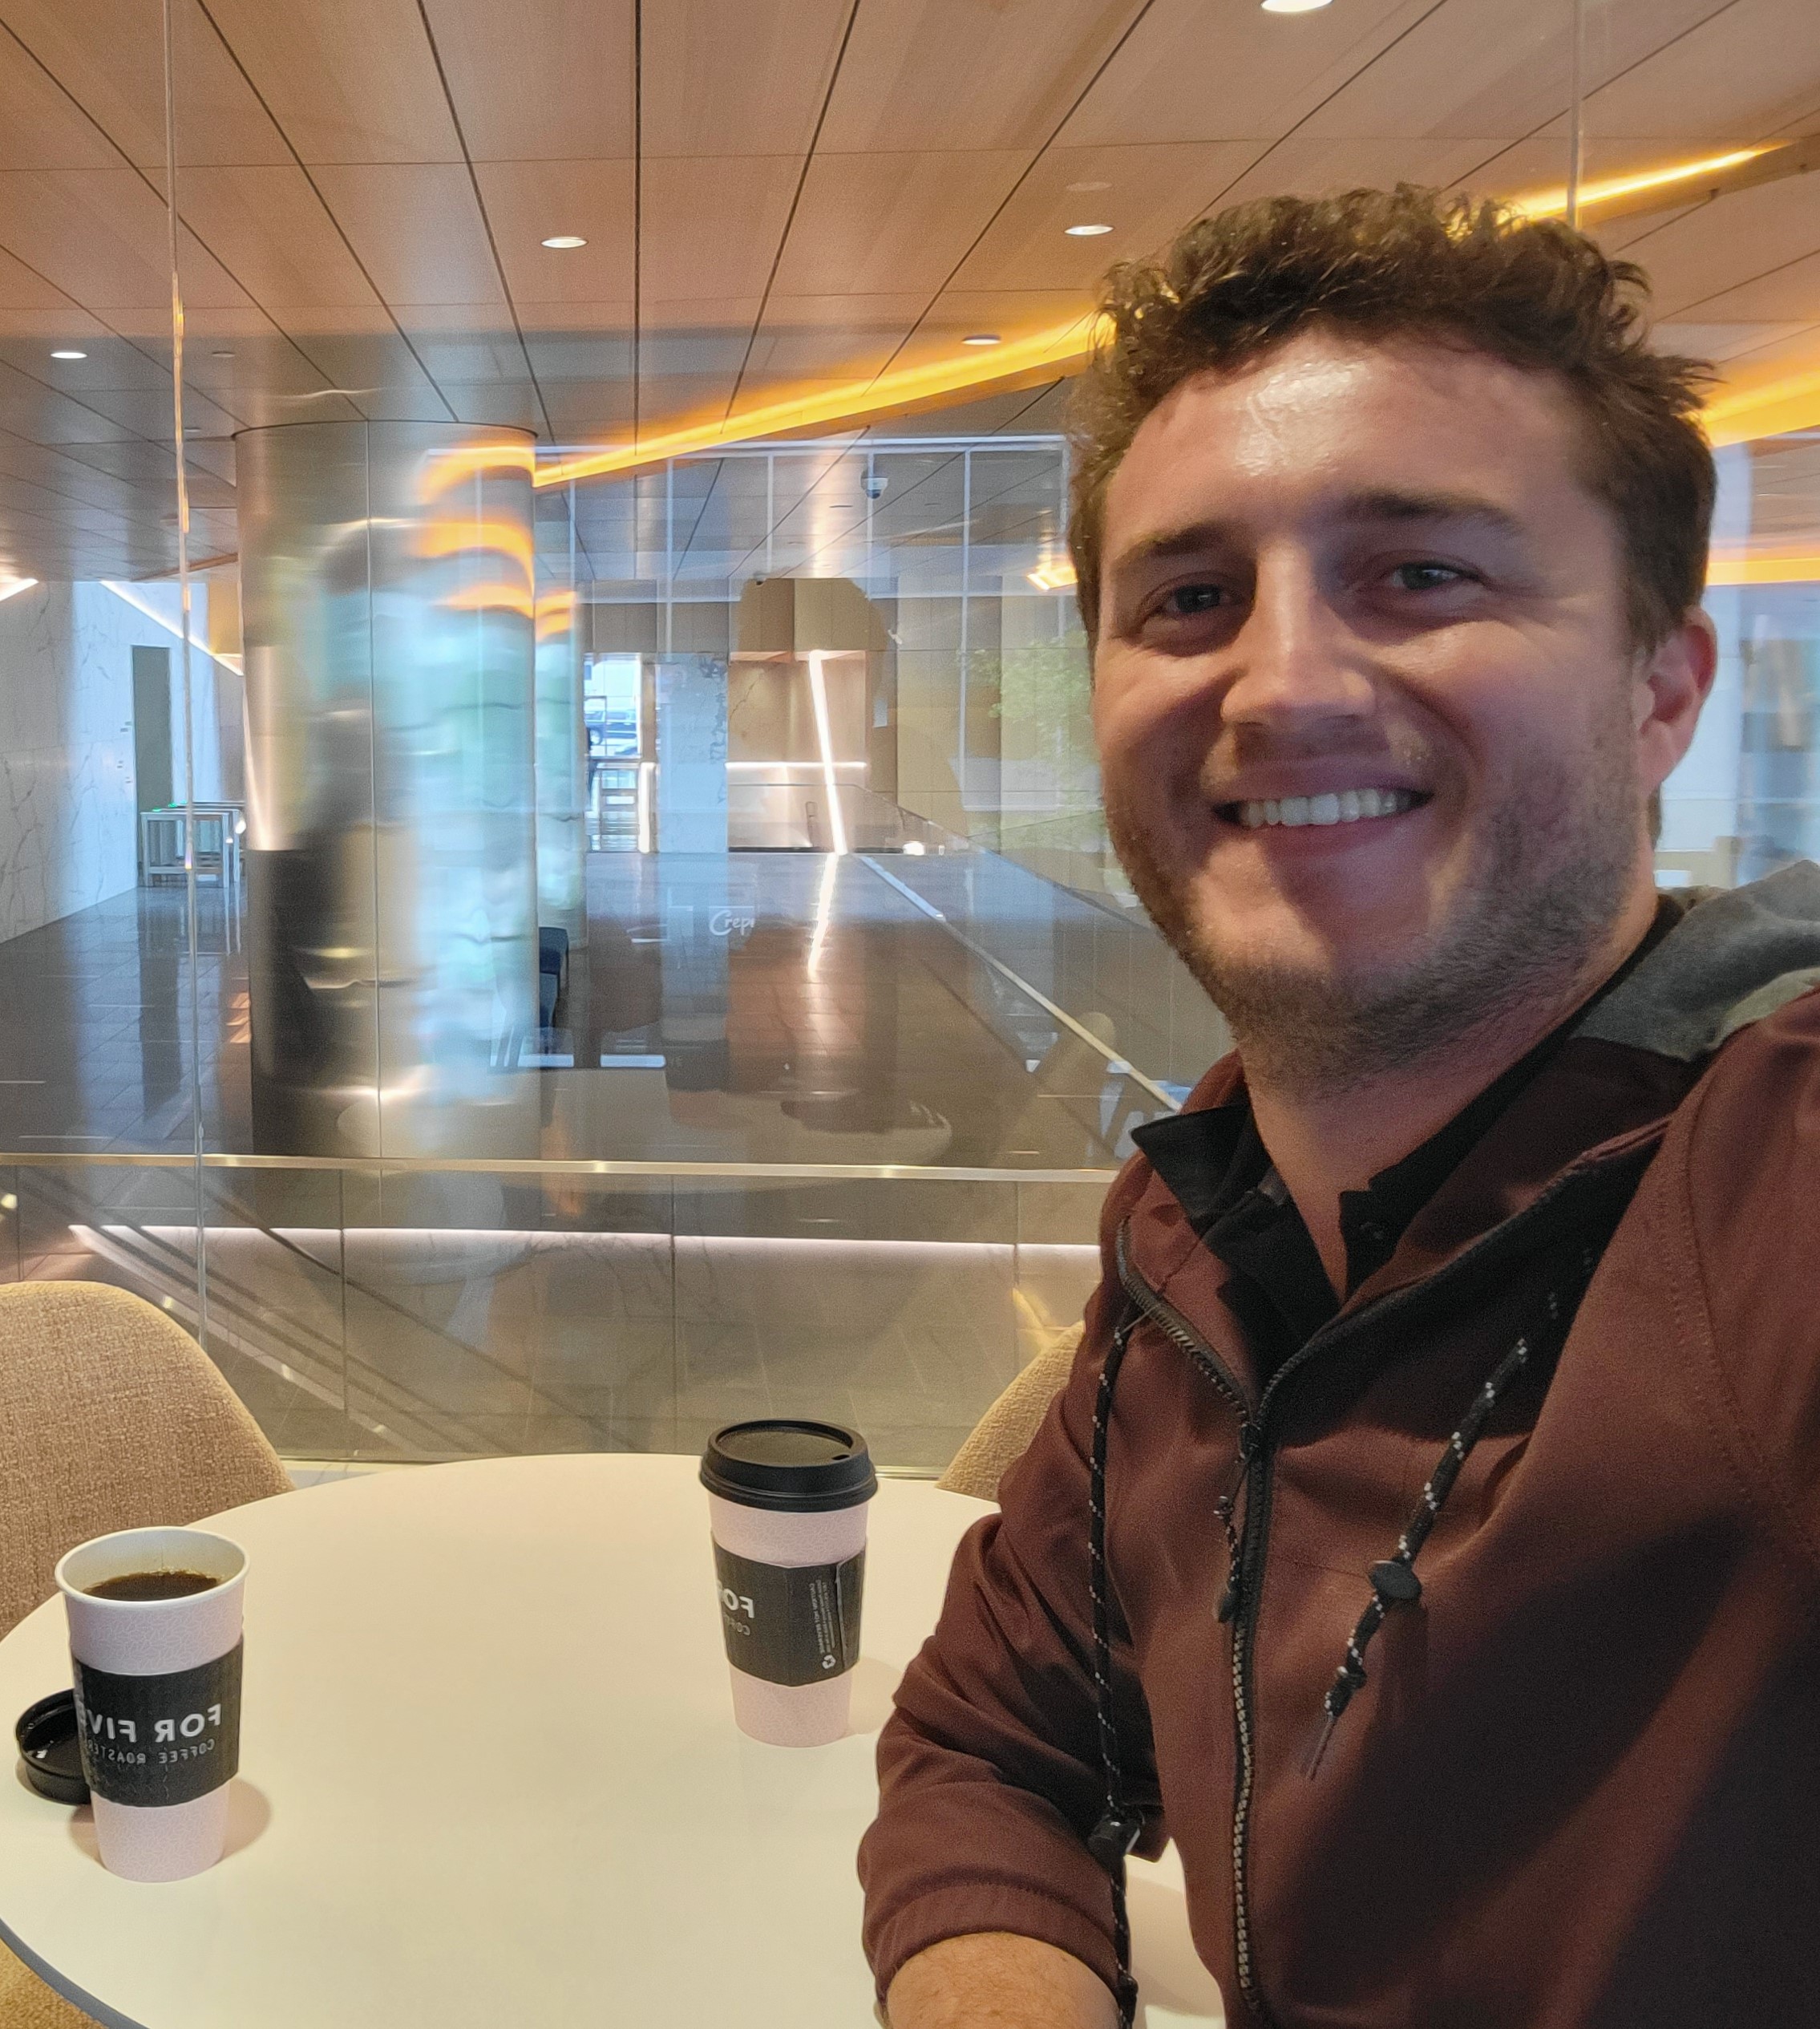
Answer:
[{"left": 0, "top": 849, "right": 1221, "bottom": 1466}]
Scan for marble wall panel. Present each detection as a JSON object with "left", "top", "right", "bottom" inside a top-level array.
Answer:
[{"left": 0, "top": 581, "right": 229, "bottom": 949}]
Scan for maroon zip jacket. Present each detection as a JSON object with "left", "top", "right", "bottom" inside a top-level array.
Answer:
[{"left": 862, "top": 867, "right": 1820, "bottom": 2027}]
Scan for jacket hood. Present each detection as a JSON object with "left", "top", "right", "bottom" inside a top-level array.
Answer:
[{"left": 1577, "top": 861, "right": 1820, "bottom": 1062}]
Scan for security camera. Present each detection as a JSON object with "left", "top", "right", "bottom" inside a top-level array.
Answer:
[{"left": 863, "top": 474, "right": 888, "bottom": 500}]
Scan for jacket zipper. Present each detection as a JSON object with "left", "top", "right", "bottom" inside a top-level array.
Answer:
[{"left": 1111, "top": 1138, "right": 1660, "bottom": 2026}]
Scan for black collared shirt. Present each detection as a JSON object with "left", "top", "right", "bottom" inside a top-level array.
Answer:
[{"left": 1131, "top": 901, "right": 1679, "bottom": 1379}]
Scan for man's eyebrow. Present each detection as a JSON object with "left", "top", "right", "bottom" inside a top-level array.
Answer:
[
  {"left": 1106, "top": 520, "right": 1232, "bottom": 579},
  {"left": 1106, "top": 491, "right": 1530, "bottom": 581},
  {"left": 1333, "top": 488, "right": 1527, "bottom": 538}
]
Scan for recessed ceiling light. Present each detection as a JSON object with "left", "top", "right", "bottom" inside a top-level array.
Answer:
[
  {"left": 211, "top": 349, "right": 236, "bottom": 358},
  {"left": 1066, "top": 223, "right": 1113, "bottom": 237},
  {"left": 541, "top": 234, "right": 587, "bottom": 249},
  {"left": 50, "top": 348, "right": 86, "bottom": 360},
  {"left": 1261, "top": 0, "right": 1332, "bottom": 12},
  {"left": 961, "top": 334, "right": 1001, "bottom": 346}
]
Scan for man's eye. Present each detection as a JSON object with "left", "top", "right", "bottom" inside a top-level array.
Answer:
[
  {"left": 1389, "top": 561, "right": 1468, "bottom": 591},
  {"left": 1159, "top": 582, "right": 1229, "bottom": 616}
]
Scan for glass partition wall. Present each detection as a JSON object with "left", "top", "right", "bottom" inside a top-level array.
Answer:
[{"left": 1, "top": 0, "right": 1813, "bottom": 1468}]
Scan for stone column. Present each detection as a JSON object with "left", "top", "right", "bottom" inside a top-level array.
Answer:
[{"left": 237, "top": 420, "right": 540, "bottom": 1157}]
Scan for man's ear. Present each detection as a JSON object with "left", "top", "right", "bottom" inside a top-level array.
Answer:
[{"left": 1636, "top": 605, "right": 1719, "bottom": 796}]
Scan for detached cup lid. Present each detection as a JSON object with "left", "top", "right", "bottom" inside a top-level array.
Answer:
[
  {"left": 701, "top": 1419, "right": 878, "bottom": 1513},
  {"left": 15, "top": 1690, "right": 89, "bottom": 1806}
]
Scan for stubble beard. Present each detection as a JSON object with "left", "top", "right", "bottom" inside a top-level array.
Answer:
[{"left": 1106, "top": 735, "right": 1644, "bottom": 1099}]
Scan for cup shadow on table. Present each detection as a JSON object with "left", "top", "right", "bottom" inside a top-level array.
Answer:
[
  {"left": 845, "top": 1657, "right": 901, "bottom": 1736},
  {"left": 67, "top": 1781, "right": 273, "bottom": 1867}
]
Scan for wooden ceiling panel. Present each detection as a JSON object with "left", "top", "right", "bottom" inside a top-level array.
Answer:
[
  {"left": 0, "top": 0, "right": 290, "bottom": 170},
  {"left": 520, "top": 320, "right": 634, "bottom": 381},
  {"left": 397, "top": 314, "right": 527, "bottom": 386},
  {"left": 639, "top": 158, "right": 801, "bottom": 302},
  {"left": 269, "top": 330, "right": 447, "bottom": 408},
  {"left": 422, "top": 0, "right": 634, "bottom": 162},
  {"left": 1059, "top": 0, "right": 1424, "bottom": 150},
  {"left": 307, "top": 165, "right": 504, "bottom": 308},
  {"left": 745, "top": 293, "right": 928, "bottom": 386},
  {"left": 79, "top": 383, "right": 241, "bottom": 440},
  {"left": 0, "top": 244, "right": 95, "bottom": 331},
  {"left": 0, "top": 363, "right": 134, "bottom": 445},
  {"left": 1653, "top": 319, "right": 1817, "bottom": 363},
  {"left": 819, "top": 0, "right": 1144, "bottom": 156},
  {"left": 0, "top": 169, "right": 249, "bottom": 313},
  {"left": 1214, "top": 136, "right": 1540, "bottom": 212},
  {"left": 1300, "top": 0, "right": 1733, "bottom": 147},
  {"left": 1578, "top": 0, "right": 1820, "bottom": 142},
  {"left": 1689, "top": 319, "right": 1820, "bottom": 399},
  {"left": 770, "top": 152, "right": 1023, "bottom": 297},
  {"left": 472, "top": 162, "right": 635, "bottom": 304},
  {"left": 640, "top": 0, "right": 852, "bottom": 160},
  {"left": 515, "top": 301, "right": 634, "bottom": 342},
  {"left": 540, "top": 383, "right": 634, "bottom": 436},
  {"left": 199, "top": 0, "right": 460, "bottom": 164},
  {"left": 174, "top": 168, "right": 385, "bottom": 316},
  {"left": 0, "top": 30, "right": 127, "bottom": 171},
  {"left": 1610, "top": 172, "right": 1820, "bottom": 318},
  {"left": 948, "top": 141, "right": 1255, "bottom": 291},
  {"left": 0, "top": 334, "right": 164, "bottom": 392},
  {"left": 442, "top": 380, "right": 543, "bottom": 431},
  {"left": 1668, "top": 249, "right": 1820, "bottom": 327}
]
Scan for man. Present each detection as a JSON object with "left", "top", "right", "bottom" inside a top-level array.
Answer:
[{"left": 859, "top": 185, "right": 1820, "bottom": 2027}]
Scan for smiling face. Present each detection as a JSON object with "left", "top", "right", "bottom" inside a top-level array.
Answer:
[{"left": 1091, "top": 327, "right": 1713, "bottom": 1089}]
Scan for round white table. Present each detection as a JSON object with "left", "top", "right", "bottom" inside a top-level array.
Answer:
[{"left": 0, "top": 1455, "right": 1223, "bottom": 2027}]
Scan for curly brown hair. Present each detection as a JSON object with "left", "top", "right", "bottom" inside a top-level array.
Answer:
[{"left": 1066, "top": 184, "right": 1716, "bottom": 649}]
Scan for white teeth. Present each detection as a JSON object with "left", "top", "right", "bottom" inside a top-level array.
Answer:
[{"left": 1232, "top": 788, "right": 1418, "bottom": 830}]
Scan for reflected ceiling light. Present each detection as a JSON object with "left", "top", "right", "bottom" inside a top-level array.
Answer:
[
  {"left": 961, "top": 334, "right": 1001, "bottom": 346},
  {"left": 1066, "top": 223, "right": 1113, "bottom": 236},
  {"left": 538, "top": 307, "right": 1110, "bottom": 488},
  {"left": 1029, "top": 560, "right": 1078, "bottom": 592},
  {"left": 0, "top": 576, "right": 37, "bottom": 602},
  {"left": 50, "top": 348, "right": 86, "bottom": 360},
  {"left": 211, "top": 349, "right": 236, "bottom": 358},
  {"left": 541, "top": 233, "right": 587, "bottom": 249},
  {"left": 1262, "top": 0, "right": 1333, "bottom": 11},
  {"left": 1066, "top": 180, "right": 1111, "bottom": 193},
  {"left": 1705, "top": 364, "right": 1820, "bottom": 447},
  {"left": 1512, "top": 144, "right": 1781, "bottom": 220}
]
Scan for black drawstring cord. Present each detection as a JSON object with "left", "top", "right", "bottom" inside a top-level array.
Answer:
[
  {"left": 1304, "top": 1262, "right": 1593, "bottom": 1778},
  {"left": 1086, "top": 1306, "right": 1143, "bottom": 2028}
]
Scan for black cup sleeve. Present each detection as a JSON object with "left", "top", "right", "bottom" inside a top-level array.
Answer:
[
  {"left": 72, "top": 1641, "right": 242, "bottom": 1808},
  {"left": 714, "top": 1545, "right": 864, "bottom": 1687}
]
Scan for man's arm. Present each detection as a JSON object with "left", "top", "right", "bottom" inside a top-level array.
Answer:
[
  {"left": 884, "top": 1934, "right": 1121, "bottom": 2029},
  {"left": 859, "top": 1159, "right": 1163, "bottom": 2014}
]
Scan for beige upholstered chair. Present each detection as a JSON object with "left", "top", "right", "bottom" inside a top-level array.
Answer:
[
  {"left": 0, "top": 1281, "right": 291, "bottom": 2026},
  {"left": 938, "top": 1324, "right": 1084, "bottom": 1502}
]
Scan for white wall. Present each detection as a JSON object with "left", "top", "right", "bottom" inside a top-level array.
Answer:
[{"left": 0, "top": 581, "right": 225, "bottom": 945}]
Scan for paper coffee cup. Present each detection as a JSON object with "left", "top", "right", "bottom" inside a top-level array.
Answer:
[
  {"left": 55, "top": 1527, "right": 247, "bottom": 1883},
  {"left": 701, "top": 1421, "right": 877, "bottom": 1748}
]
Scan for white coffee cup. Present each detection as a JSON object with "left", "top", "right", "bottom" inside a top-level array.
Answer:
[
  {"left": 55, "top": 1527, "right": 247, "bottom": 1883},
  {"left": 701, "top": 1421, "right": 877, "bottom": 1748}
]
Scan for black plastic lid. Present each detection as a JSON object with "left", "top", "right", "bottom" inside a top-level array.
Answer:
[
  {"left": 15, "top": 1690, "right": 88, "bottom": 1806},
  {"left": 701, "top": 1419, "right": 878, "bottom": 1513}
]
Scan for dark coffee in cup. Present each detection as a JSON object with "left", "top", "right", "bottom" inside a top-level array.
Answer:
[
  {"left": 83, "top": 1572, "right": 221, "bottom": 1603},
  {"left": 702, "top": 1420, "right": 877, "bottom": 1748}
]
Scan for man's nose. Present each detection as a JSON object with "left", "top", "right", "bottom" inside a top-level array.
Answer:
[{"left": 1219, "top": 553, "right": 1376, "bottom": 733}]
